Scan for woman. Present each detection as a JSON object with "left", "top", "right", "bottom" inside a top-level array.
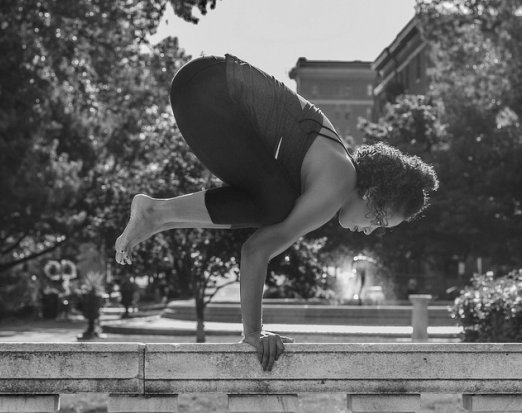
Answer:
[{"left": 115, "top": 54, "right": 439, "bottom": 371}]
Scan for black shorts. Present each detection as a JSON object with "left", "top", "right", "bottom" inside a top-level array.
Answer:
[{"left": 170, "top": 56, "right": 299, "bottom": 228}]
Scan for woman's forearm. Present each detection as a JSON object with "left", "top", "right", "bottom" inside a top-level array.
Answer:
[{"left": 240, "top": 249, "right": 269, "bottom": 338}]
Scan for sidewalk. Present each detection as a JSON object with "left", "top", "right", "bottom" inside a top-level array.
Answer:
[
  {"left": 101, "top": 315, "right": 462, "bottom": 339},
  {"left": 0, "top": 303, "right": 462, "bottom": 342}
]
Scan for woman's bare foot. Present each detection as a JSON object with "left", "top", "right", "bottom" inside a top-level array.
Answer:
[{"left": 115, "top": 194, "right": 159, "bottom": 265}]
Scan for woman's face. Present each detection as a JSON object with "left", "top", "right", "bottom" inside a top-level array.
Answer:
[{"left": 338, "top": 193, "right": 405, "bottom": 235}]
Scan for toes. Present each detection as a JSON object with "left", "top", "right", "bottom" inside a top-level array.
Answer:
[
  {"left": 115, "top": 249, "right": 131, "bottom": 265},
  {"left": 115, "top": 251, "right": 122, "bottom": 265}
]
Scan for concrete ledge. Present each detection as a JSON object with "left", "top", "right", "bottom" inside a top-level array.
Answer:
[
  {"left": 0, "top": 343, "right": 144, "bottom": 393},
  {"left": 108, "top": 394, "right": 178, "bottom": 413},
  {"left": 228, "top": 394, "right": 298, "bottom": 412},
  {"left": 1, "top": 343, "right": 521, "bottom": 396},
  {"left": 462, "top": 394, "right": 522, "bottom": 412},
  {"left": 144, "top": 343, "right": 522, "bottom": 393},
  {"left": 347, "top": 394, "right": 420, "bottom": 412},
  {"left": 0, "top": 395, "right": 59, "bottom": 412}
]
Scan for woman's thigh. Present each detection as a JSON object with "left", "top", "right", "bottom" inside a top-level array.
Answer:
[{"left": 170, "top": 58, "right": 299, "bottom": 227}]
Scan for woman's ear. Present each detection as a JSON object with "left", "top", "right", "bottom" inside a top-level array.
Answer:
[{"left": 362, "top": 190, "right": 373, "bottom": 201}]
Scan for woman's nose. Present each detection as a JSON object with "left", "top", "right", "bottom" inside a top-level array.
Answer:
[{"left": 363, "top": 227, "right": 376, "bottom": 235}]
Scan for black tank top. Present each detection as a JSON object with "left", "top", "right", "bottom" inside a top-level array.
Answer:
[{"left": 225, "top": 54, "right": 352, "bottom": 193}]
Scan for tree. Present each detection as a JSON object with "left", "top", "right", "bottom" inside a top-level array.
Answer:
[
  {"left": 0, "top": 0, "right": 171, "bottom": 274},
  {"left": 266, "top": 237, "right": 332, "bottom": 300},
  {"left": 1, "top": 0, "right": 330, "bottom": 325},
  {"left": 170, "top": 0, "right": 221, "bottom": 24},
  {"left": 415, "top": 0, "right": 522, "bottom": 268},
  {"left": 354, "top": 1, "right": 522, "bottom": 297},
  {"left": 358, "top": 95, "right": 446, "bottom": 294}
]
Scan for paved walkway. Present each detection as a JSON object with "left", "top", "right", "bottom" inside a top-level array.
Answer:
[
  {"left": 101, "top": 314, "right": 462, "bottom": 338},
  {"left": 0, "top": 304, "right": 462, "bottom": 342}
]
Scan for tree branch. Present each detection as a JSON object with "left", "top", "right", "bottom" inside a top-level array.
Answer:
[
  {"left": 1, "top": 231, "right": 30, "bottom": 255},
  {"left": 204, "top": 277, "right": 239, "bottom": 306},
  {"left": 0, "top": 237, "right": 67, "bottom": 273}
]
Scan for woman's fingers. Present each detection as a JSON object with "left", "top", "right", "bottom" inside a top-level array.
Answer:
[
  {"left": 275, "top": 339, "right": 284, "bottom": 361},
  {"left": 257, "top": 335, "right": 287, "bottom": 371},
  {"left": 261, "top": 339, "right": 270, "bottom": 370},
  {"left": 249, "top": 332, "right": 294, "bottom": 371},
  {"left": 256, "top": 341, "right": 263, "bottom": 364},
  {"left": 266, "top": 337, "right": 277, "bottom": 371}
]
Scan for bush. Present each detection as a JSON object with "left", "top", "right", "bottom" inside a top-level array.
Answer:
[
  {"left": 450, "top": 270, "right": 522, "bottom": 342},
  {"left": 0, "top": 270, "right": 40, "bottom": 319}
]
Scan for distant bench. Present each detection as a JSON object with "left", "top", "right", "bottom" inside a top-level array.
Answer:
[{"left": 1, "top": 342, "right": 521, "bottom": 412}]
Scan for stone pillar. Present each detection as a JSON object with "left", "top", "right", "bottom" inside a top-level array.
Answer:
[
  {"left": 462, "top": 394, "right": 522, "bottom": 412},
  {"left": 0, "top": 395, "right": 60, "bottom": 412},
  {"left": 228, "top": 394, "right": 298, "bottom": 412},
  {"left": 347, "top": 394, "right": 420, "bottom": 412},
  {"left": 108, "top": 394, "right": 178, "bottom": 413},
  {"left": 409, "top": 294, "right": 432, "bottom": 342}
]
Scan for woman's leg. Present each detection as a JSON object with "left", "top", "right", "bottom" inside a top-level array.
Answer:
[
  {"left": 170, "top": 57, "right": 299, "bottom": 227},
  {"left": 116, "top": 56, "right": 298, "bottom": 264},
  {"left": 115, "top": 192, "right": 232, "bottom": 264}
]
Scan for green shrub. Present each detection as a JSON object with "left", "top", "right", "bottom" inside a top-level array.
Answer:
[{"left": 450, "top": 270, "right": 522, "bottom": 342}]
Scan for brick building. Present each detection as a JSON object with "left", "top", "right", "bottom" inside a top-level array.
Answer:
[
  {"left": 289, "top": 58, "right": 375, "bottom": 146},
  {"left": 372, "top": 17, "right": 430, "bottom": 119}
]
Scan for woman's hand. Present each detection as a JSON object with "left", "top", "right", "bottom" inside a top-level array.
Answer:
[{"left": 240, "top": 330, "right": 295, "bottom": 371}]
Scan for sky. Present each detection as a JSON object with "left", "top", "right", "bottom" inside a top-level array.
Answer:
[{"left": 150, "top": 0, "right": 417, "bottom": 90}]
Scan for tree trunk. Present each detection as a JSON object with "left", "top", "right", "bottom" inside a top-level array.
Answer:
[
  {"left": 193, "top": 277, "right": 206, "bottom": 343},
  {"left": 196, "top": 317, "right": 205, "bottom": 343},
  {"left": 176, "top": 260, "right": 192, "bottom": 298}
]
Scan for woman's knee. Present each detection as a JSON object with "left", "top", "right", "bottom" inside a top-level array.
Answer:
[
  {"left": 257, "top": 190, "right": 297, "bottom": 226},
  {"left": 170, "top": 56, "right": 225, "bottom": 107}
]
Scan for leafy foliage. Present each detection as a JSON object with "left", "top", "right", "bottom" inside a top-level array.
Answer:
[
  {"left": 0, "top": 0, "right": 168, "bottom": 273},
  {"left": 450, "top": 270, "right": 522, "bottom": 342},
  {"left": 0, "top": 0, "right": 334, "bottom": 329},
  {"left": 357, "top": 96, "right": 444, "bottom": 287},
  {"left": 415, "top": 0, "right": 522, "bottom": 267},
  {"left": 170, "top": 0, "right": 220, "bottom": 24},
  {"left": 355, "top": 1, "right": 522, "bottom": 295},
  {"left": 266, "top": 237, "right": 333, "bottom": 300}
]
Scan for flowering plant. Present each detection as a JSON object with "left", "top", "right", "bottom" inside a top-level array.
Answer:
[{"left": 450, "top": 270, "right": 522, "bottom": 342}]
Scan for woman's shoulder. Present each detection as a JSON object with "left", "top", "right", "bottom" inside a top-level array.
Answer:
[{"left": 301, "top": 136, "right": 356, "bottom": 195}]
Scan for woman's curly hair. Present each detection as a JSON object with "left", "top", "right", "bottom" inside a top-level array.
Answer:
[{"left": 352, "top": 142, "right": 439, "bottom": 223}]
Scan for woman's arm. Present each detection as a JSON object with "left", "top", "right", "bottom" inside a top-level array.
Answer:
[{"left": 239, "top": 184, "right": 343, "bottom": 370}]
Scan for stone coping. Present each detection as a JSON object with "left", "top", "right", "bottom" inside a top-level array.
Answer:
[{"left": 1, "top": 343, "right": 521, "bottom": 394}]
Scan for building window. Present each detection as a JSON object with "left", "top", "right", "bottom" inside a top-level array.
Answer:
[
  {"left": 367, "top": 84, "right": 373, "bottom": 97},
  {"left": 416, "top": 54, "right": 422, "bottom": 81},
  {"left": 344, "top": 111, "right": 351, "bottom": 120},
  {"left": 404, "top": 66, "right": 410, "bottom": 91},
  {"left": 311, "top": 84, "right": 319, "bottom": 97}
]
